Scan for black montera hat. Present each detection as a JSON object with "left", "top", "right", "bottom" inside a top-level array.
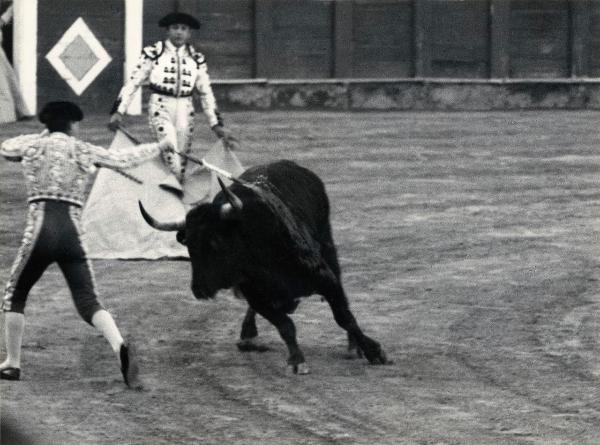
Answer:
[
  {"left": 38, "top": 101, "right": 84, "bottom": 124},
  {"left": 158, "top": 12, "right": 200, "bottom": 29}
]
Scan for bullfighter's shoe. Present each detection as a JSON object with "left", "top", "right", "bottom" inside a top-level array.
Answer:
[
  {"left": 120, "top": 342, "right": 142, "bottom": 389},
  {"left": 0, "top": 367, "right": 21, "bottom": 381}
]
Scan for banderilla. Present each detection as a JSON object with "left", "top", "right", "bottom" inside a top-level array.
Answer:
[{"left": 116, "top": 125, "right": 244, "bottom": 185}]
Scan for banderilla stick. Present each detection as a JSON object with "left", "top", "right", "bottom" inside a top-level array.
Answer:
[
  {"left": 116, "top": 124, "right": 142, "bottom": 145},
  {"left": 95, "top": 162, "right": 144, "bottom": 184},
  {"left": 173, "top": 150, "right": 235, "bottom": 181},
  {"left": 118, "top": 124, "right": 244, "bottom": 185},
  {"left": 173, "top": 150, "right": 248, "bottom": 187},
  {"left": 93, "top": 124, "right": 145, "bottom": 184}
]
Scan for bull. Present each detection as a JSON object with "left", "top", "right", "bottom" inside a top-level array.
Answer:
[{"left": 139, "top": 160, "right": 388, "bottom": 374}]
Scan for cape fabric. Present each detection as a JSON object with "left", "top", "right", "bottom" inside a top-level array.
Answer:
[{"left": 81, "top": 130, "right": 244, "bottom": 259}]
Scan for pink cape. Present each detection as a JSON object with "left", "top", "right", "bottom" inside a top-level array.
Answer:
[{"left": 81, "top": 130, "right": 244, "bottom": 259}]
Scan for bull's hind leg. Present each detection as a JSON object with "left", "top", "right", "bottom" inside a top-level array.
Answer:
[
  {"left": 236, "top": 307, "right": 270, "bottom": 352},
  {"left": 321, "top": 283, "right": 388, "bottom": 365},
  {"left": 240, "top": 306, "right": 258, "bottom": 339},
  {"left": 248, "top": 301, "right": 309, "bottom": 375}
]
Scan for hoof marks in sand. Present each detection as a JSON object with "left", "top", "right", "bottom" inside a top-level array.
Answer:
[
  {"left": 236, "top": 339, "right": 270, "bottom": 352},
  {"left": 287, "top": 363, "right": 310, "bottom": 375}
]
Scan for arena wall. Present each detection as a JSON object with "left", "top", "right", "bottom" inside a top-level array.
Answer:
[
  {"left": 211, "top": 78, "right": 600, "bottom": 111},
  {"left": 7, "top": 0, "right": 600, "bottom": 113}
]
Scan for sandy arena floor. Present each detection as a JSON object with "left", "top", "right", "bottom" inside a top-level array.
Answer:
[{"left": 1, "top": 110, "right": 600, "bottom": 444}]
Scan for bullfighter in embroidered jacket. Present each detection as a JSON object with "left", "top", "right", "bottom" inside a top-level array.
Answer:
[
  {"left": 109, "top": 12, "right": 236, "bottom": 183},
  {"left": 0, "top": 101, "right": 173, "bottom": 387}
]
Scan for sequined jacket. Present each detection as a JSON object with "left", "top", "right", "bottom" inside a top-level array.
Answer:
[
  {"left": 1, "top": 132, "right": 160, "bottom": 207},
  {"left": 113, "top": 39, "right": 221, "bottom": 127}
]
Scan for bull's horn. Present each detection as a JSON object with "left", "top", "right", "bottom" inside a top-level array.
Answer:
[
  {"left": 217, "top": 177, "right": 243, "bottom": 219},
  {"left": 138, "top": 201, "right": 185, "bottom": 231}
]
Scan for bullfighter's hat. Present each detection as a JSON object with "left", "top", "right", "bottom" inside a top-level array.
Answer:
[
  {"left": 158, "top": 12, "right": 201, "bottom": 29},
  {"left": 38, "top": 101, "right": 84, "bottom": 124}
]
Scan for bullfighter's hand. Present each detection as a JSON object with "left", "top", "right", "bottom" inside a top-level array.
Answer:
[
  {"left": 223, "top": 133, "right": 241, "bottom": 151},
  {"left": 212, "top": 125, "right": 240, "bottom": 150},
  {"left": 211, "top": 124, "right": 228, "bottom": 139},
  {"left": 213, "top": 126, "right": 240, "bottom": 151},
  {"left": 158, "top": 137, "right": 175, "bottom": 153},
  {"left": 108, "top": 112, "right": 123, "bottom": 132}
]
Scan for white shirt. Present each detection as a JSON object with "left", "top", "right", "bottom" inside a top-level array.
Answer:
[{"left": 115, "top": 39, "right": 221, "bottom": 127}]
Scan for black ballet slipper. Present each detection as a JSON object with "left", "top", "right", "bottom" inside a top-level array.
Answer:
[
  {"left": 120, "top": 343, "right": 142, "bottom": 389},
  {"left": 0, "top": 367, "right": 21, "bottom": 381}
]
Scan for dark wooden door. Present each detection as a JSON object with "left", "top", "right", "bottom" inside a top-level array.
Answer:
[{"left": 37, "top": 0, "right": 124, "bottom": 114}]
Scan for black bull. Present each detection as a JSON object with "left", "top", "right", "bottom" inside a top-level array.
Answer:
[{"left": 139, "top": 160, "right": 388, "bottom": 373}]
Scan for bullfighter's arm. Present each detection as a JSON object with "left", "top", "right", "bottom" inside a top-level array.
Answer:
[
  {"left": 111, "top": 52, "right": 153, "bottom": 115},
  {"left": 0, "top": 133, "right": 45, "bottom": 162},
  {"left": 193, "top": 57, "right": 223, "bottom": 129}
]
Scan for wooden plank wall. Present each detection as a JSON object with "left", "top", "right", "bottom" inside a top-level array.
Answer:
[
  {"left": 508, "top": 0, "right": 570, "bottom": 78},
  {"left": 251, "top": 0, "right": 334, "bottom": 78},
  {"left": 33, "top": 0, "right": 600, "bottom": 98},
  {"left": 351, "top": 0, "right": 413, "bottom": 78},
  {"left": 165, "top": 0, "right": 598, "bottom": 81},
  {"left": 37, "top": 0, "right": 124, "bottom": 114},
  {"left": 430, "top": 0, "right": 490, "bottom": 78},
  {"left": 590, "top": 1, "right": 600, "bottom": 76},
  {"left": 179, "top": 0, "right": 255, "bottom": 78}
]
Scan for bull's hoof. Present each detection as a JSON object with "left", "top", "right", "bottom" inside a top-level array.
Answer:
[
  {"left": 367, "top": 349, "right": 390, "bottom": 365},
  {"left": 236, "top": 338, "right": 270, "bottom": 352},
  {"left": 287, "top": 363, "right": 310, "bottom": 375},
  {"left": 361, "top": 339, "right": 390, "bottom": 365}
]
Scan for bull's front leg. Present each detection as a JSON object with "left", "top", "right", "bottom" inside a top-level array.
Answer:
[
  {"left": 248, "top": 300, "right": 309, "bottom": 375},
  {"left": 236, "top": 306, "right": 270, "bottom": 352},
  {"left": 321, "top": 283, "right": 388, "bottom": 365}
]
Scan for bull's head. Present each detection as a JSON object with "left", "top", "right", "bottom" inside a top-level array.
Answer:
[{"left": 139, "top": 178, "right": 247, "bottom": 299}]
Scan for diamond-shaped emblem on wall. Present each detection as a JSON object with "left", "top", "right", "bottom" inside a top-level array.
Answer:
[{"left": 46, "top": 18, "right": 112, "bottom": 96}]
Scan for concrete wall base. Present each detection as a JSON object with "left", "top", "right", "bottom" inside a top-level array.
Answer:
[{"left": 212, "top": 79, "right": 600, "bottom": 111}]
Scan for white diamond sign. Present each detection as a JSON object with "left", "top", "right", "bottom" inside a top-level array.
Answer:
[{"left": 46, "top": 17, "right": 112, "bottom": 96}]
